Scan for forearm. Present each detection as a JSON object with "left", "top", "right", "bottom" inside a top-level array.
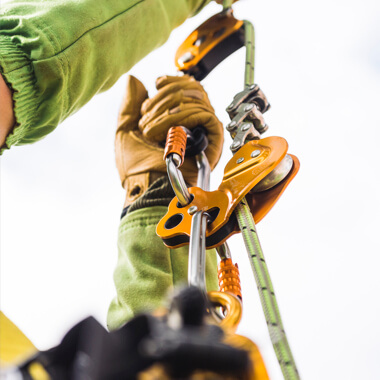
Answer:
[
  {"left": 0, "top": 0, "right": 211, "bottom": 154},
  {"left": 0, "top": 73, "right": 14, "bottom": 147}
]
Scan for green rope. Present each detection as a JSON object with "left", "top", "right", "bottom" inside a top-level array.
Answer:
[
  {"left": 244, "top": 21, "right": 255, "bottom": 88},
  {"left": 235, "top": 199, "right": 300, "bottom": 379},
  {"left": 232, "top": 20, "right": 300, "bottom": 380}
]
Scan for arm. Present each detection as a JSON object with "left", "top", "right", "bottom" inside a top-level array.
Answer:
[
  {"left": 0, "top": 73, "right": 14, "bottom": 147},
  {"left": 0, "top": 0, "right": 211, "bottom": 154}
]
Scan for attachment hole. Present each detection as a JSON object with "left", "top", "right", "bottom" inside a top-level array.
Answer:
[
  {"left": 205, "top": 207, "right": 220, "bottom": 224},
  {"left": 193, "top": 35, "right": 206, "bottom": 47},
  {"left": 164, "top": 214, "right": 184, "bottom": 230},
  {"left": 176, "top": 194, "right": 194, "bottom": 208},
  {"left": 213, "top": 27, "right": 226, "bottom": 38}
]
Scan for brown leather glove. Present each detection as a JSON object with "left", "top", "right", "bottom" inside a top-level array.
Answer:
[{"left": 115, "top": 75, "right": 224, "bottom": 206}]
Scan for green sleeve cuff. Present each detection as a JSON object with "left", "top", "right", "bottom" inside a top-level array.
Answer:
[
  {"left": 0, "top": 36, "right": 39, "bottom": 154},
  {"left": 0, "top": 0, "right": 214, "bottom": 155}
]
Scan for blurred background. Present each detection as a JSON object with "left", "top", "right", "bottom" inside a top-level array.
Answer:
[{"left": 1, "top": 0, "right": 380, "bottom": 378}]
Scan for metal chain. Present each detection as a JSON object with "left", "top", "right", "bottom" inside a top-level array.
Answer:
[{"left": 230, "top": 19, "right": 300, "bottom": 380}]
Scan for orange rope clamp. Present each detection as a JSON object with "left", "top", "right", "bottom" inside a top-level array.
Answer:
[
  {"left": 218, "top": 258, "right": 242, "bottom": 300},
  {"left": 163, "top": 126, "right": 187, "bottom": 166}
]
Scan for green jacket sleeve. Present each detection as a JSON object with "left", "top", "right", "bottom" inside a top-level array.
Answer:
[{"left": 0, "top": 0, "right": 211, "bottom": 154}]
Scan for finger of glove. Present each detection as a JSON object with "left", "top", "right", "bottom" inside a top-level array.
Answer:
[
  {"left": 117, "top": 75, "right": 148, "bottom": 133},
  {"left": 142, "top": 106, "right": 224, "bottom": 169},
  {"left": 142, "top": 103, "right": 215, "bottom": 140},
  {"left": 156, "top": 75, "right": 215, "bottom": 113},
  {"left": 141, "top": 80, "right": 211, "bottom": 115},
  {"left": 155, "top": 74, "right": 195, "bottom": 90},
  {"left": 139, "top": 93, "right": 208, "bottom": 131}
]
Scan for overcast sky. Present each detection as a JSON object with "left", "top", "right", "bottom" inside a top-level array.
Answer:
[{"left": 1, "top": 0, "right": 380, "bottom": 379}]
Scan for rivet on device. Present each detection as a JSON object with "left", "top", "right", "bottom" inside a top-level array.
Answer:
[
  {"left": 188, "top": 206, "right": 198, "bottom": 215},
  {"left": 251, "top": 150, "right": 260, "bottom": 158},
  {"left": 241, "top": 123, "right": 251, "bottom": 131},
  {"left": 231, "top": 141, "right": 241, "bottom": 150},
  {"left": 226, "top": 121, "right": 237, "bottom": 131},
  {"left": 179, "top": 52, "right": 195, "bottom": 64}
]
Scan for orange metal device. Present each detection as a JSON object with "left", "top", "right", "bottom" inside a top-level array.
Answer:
[
  {"left": 208, "top": 291, "right": 270, "bottom": 380},
  {"left": 157, "top": 136, "right": 295, "bottom": 248},
  {"left": 218, "top": 258, "right": 242, "bottom": 300},
  {"left": 175, "top": 10, "right": 245, "bottom": 80},
  {"left": 163, "top": 126, "right": 187, "bottom": 164}
]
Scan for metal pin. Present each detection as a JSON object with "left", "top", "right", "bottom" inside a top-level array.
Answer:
[
  {"left": 244, "top": 103, "right": 254, "bottom": 112},
  {"left": 179, "top": 52, "right": 194, "bottom": 65},
  {"left": 237, "top": 157, "right": 244, "bottom": 164},
  {"left": 251, "top": 149, "right": 260, "bottom": 158},
  {"left": 226, "top": 121, "right": 237, "bottom": 131},
  {"left": 231, "top": 141, "right": 241, "bottom": 149},
  {"left": 241, "top": 123, "right": 251, "bottom": 131},
  {"left": 188, "top": 206, "right": 198, "bottom": 215}
]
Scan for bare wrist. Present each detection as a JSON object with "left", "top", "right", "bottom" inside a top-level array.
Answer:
[{"left": 0, "top": 73, "right": 15, "bottom": 147}]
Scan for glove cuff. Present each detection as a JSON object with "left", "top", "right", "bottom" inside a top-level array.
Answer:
[{"left": 123, "top": 171, "right": 166, "bottom": 207}]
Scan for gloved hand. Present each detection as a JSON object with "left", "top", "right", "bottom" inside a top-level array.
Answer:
[{"left": 115, "top": 75, "right": 224, "bottom": 206}]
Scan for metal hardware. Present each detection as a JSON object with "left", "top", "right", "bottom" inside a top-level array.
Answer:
[
  {"left": 244, "top": 103, "right": 254, "bottom": 112},
  {"left": 217, "top": 258, "right": 242, "bottom": 300},
  {"left": 175, "top": 10, "right": 245, "bottom": 81},
  {"left": 230, "top": 140, "right": 241, "bottom": 150},
  {"left": 216, "top": 242, "right": 232, "bottom": 260},
  {"left": 179, "top": 52, "right": 195, "bottom": 65},
  {"left": 226, "top": 120, "right": 237, "bottom": 131},
  {"left": 225, "top": 82, "right": 270, "bottom": 146},
  {"left": 166, "top": 155, "right": 193, "bottom": 207},
  {"left": 188, "top": 210, "right": 208, "bottom": 298},
  {"left": 157, "top": 137, "right": 289, "bottom": 249},
  {"left": 208, "top": 291, "right": 242, "bottom": 332},
  {"left": 252, "top": 154, "right": 294, "bottom": 192},
  {"left": 188, "top": 206, "right": 198, "bottom": 215},
  {"left": 251, "top": 149, "right": 260, "bottom": 158},
  {"left": 241, "top": 123, "right": 251, "bottom": 132},
  {"left": 196, "top": 151, "right": 210, "bottom": 191},
  {"left": 163, "top": 12, "right": 301, "bottom": 380},
  {"left": 226, "top": 85, "right": 270, "bottom": 116},
  {"left": 230, "top": 120, "right": 259, "bottom": 153},
  {"left": 188, "top": 150, "right": 212, "bottom": 297}
]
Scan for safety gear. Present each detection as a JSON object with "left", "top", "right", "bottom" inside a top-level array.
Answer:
[{"left": 115, "top": 75, "right": 223, "bottom": 207}]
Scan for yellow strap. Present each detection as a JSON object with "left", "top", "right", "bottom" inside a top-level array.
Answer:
[
  {"left": 0, "top": 311, "right": 37, "bottom": 366},
  {"left": 0, "top": 312, "right": 50, "bottom": 379}
]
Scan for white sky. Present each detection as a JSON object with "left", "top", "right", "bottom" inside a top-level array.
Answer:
[{"left": 1, "top": 0, "right": 380, "bottom": 379}]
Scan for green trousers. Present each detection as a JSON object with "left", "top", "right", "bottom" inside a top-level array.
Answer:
[{"left": 107, "top": 206, "right": 218, "bottom": 330}]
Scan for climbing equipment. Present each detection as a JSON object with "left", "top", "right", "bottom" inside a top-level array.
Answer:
[
  {"left": 1, "top": 4, "right": 301, "bottom": 379},
  {"left": 157, "top": 4, "right": 301, "bottom": 380}
]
